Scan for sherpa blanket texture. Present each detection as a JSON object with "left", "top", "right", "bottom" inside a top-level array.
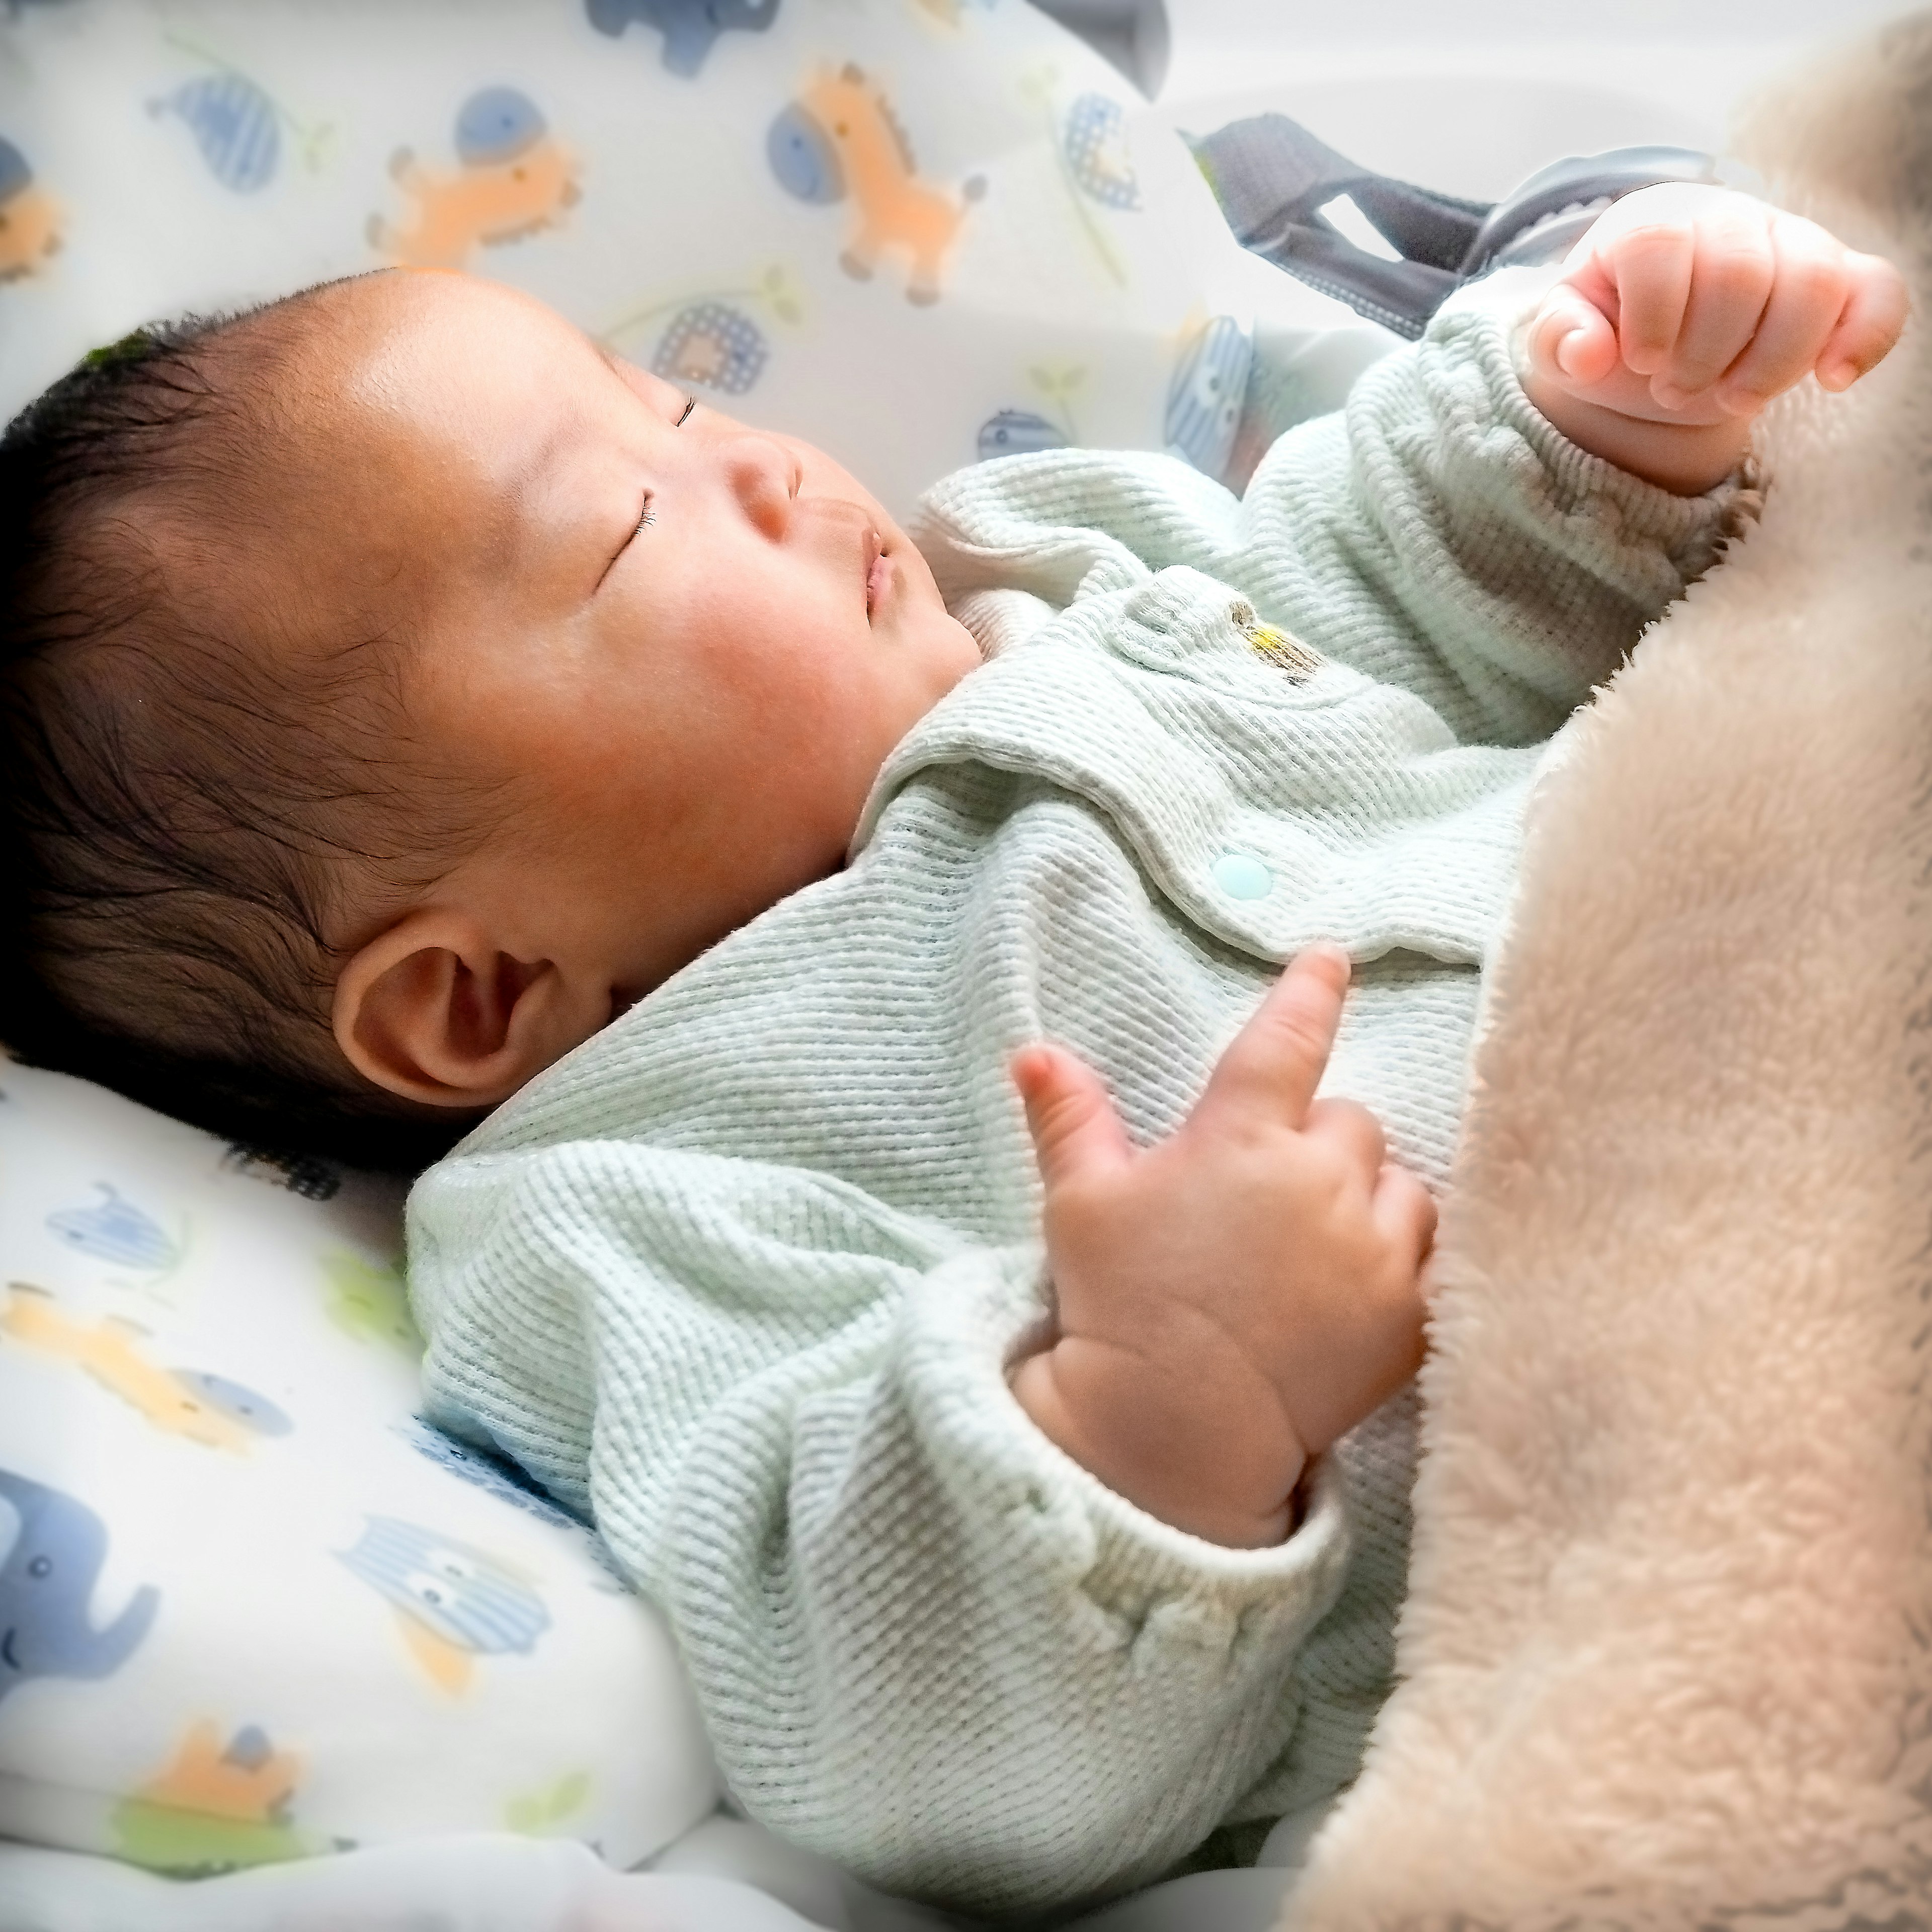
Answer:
[{"left": 1278, "top": 17, "right": 1932, "bottom": 1931}]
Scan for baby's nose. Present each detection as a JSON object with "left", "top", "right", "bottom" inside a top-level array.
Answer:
[{"left": 721, "top": 434, "right": 798, "bottom": 540}]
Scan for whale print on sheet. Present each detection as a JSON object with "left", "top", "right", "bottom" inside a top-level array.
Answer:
[
  {"left": 585, "top": 0, "right": 779, "bottom": 77},
  {"left": 0, "top": 1467, "right": 159, "bottom": 1707},
  {"left": 338, "top": 1516, "right": 551, "bottom": 1694},
  {"left": 46, "top": 1182, "right": 179, "bottom": 1272},
  {"left": 148, "top": 73, "right": 279, "bottom": 192}
]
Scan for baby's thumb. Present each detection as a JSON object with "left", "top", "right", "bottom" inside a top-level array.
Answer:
[
  {"left": 1525, "top": 281, "right": 1619, "bottom": 387},
  {"left": 1010, "top": 1044, "right": 1132, "bottom": 1192}
]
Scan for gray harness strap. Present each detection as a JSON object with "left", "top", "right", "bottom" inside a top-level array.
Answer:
[{"left": 1193, "top": 113, "right": 1718, "bottom": 339}]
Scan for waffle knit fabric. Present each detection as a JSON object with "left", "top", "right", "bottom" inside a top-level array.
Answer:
[{"left": 405, "top": 270, "right": 1745, "bottom": 1917}]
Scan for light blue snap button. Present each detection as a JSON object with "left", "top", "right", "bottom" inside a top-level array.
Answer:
[{"left": 1211, "top": 851, "right": 1273, "bottom": 901}]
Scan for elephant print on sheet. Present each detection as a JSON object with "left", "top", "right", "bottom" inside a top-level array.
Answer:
[
  {"left": 585, "top": 0, "right": 779, "bottom": 77},
  {"left": 3, "top": 1283, "right": 293, "bottom": 1453},
  {"left": 767, "top": 65, "right": 986, "bottom": 305},
  {"left": 0, "top": 137, "right": 61, "bottom": 282},
  {"left": 338, "top": 1515, "right": 550, "bottom": 1695},
  {"left": 114, "top": 1720, "right": 320, "bottom": 1876},
  {"left": 368, "top": 87, "right": 582, "bottom": 269},
  {"left": 0, "top": 1467, "right": 159, "bottom": 1706}
]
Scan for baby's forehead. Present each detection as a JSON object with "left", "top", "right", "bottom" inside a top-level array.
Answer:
[
  {"left": 359, "top": 278, "right": 603, "bottom": 476},
  {"left": 264, "top": 272, "right": 596, "bottom": 520},
  {"left": 331, "top": 270, "right": 590, "bottom": 398},
  {"left": 221, "top": 274, "right": 614, "bottom": 639}
]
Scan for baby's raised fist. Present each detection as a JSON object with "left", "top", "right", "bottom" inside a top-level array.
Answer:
[{"left": 1524, "top": 182, "right": 1908, "bottom": 426}]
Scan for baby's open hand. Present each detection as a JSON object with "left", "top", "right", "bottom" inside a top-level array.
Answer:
[
  {"left": 1519, "top": 183, "right": 1909, "bottom": 492},
  {"left": 1006, "top": 945, "right": 1436, "bottom": 1549}
]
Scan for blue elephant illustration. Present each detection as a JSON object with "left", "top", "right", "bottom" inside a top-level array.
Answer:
[
  {"left": 585, "top": 0, "right": 779, "bottom": 77},
  {"left": 0, "top": 1468, "right": 159, "bottom": 1706}
]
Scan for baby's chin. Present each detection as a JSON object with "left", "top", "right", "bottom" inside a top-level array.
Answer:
[{"left": 941, "top": 610, "right": 984, "bottom": 672}]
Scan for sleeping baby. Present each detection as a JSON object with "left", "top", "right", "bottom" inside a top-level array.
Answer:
[{"left": 0, "top": 185, "right": 1905, "bottom": 1914}]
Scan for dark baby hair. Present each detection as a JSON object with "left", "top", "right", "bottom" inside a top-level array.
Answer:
[{"left": 0, "top": 296, "right": 479, "bottom": 1172}]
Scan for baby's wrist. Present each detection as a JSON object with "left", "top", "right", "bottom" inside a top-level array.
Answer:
[
  {"left": 1009, "top": 1336, "right": 1307, "bottom": 1548},
  {"left": 1520, "top": 364, "right": 1756, "bottom": 497}
]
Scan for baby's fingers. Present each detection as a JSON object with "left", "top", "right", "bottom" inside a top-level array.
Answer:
[
  {"left": 1647, "top": 196, "right": 1775, "bottom": 406},
  {"left": 1815, "top": 251, "right": 1910, "bottom": 391},
  {"left": 1710, "top": 216, "right": 1848, "bottom": 415},
  {"left": 1599, "top": 212, "right": 1696, "bottom": 380},
  {"left": 1012, "top": 1044, "right": 1132, "bottom": 1192},
  {"left": 1374, "top": 1163, "right": 1438, "bottom": 1271},
  {"left": 1195, "top": 943, "right": 1350, "bottom": 1132}
]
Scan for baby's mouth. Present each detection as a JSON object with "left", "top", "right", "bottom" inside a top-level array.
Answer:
[{"left": 863, "top": 528, "right": 890, "bottom": 619}]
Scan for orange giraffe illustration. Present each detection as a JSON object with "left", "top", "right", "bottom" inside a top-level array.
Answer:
[
  {"left": 367, "top": 87, "right": 582, "bottom": 271},
  {"left": 2, "top": 1283, "right": 291, "bottom": 1454},
  {"left": 769, "top": 65, "right": 985, "bottom": 305}
]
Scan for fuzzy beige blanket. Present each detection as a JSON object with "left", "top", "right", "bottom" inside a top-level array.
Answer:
[{"left": 1279, "top": 18, "right": 1932, "bottom": 1931}]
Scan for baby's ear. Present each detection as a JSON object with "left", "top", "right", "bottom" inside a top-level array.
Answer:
[{"left": 332, "top": 909, "right": 590, "bottom": 1108}]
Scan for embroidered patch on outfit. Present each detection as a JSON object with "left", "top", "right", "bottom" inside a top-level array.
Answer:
[{"left": 1229, "top": 600, "right": 1322, "bottom": 680}]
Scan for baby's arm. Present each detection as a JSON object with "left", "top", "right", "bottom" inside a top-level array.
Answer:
[
  {"left": 1009, "top": 945, "right": 1433, "bottom": 1546},
  {"left": 1518, "top": 183, "right": 1907, "bottom": 494}
]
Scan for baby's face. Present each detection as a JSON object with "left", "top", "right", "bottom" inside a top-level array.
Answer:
[{"left": 291, "top": 271, "right": 980, "bottom": 1108}]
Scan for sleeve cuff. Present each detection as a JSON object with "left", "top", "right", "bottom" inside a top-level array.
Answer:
[
  {"left": 1429, "top": 266, "right": 1760, "bottom": 564},
  {"left": 894, "top": 1244, "right": 1355, "bottom": 1658}
]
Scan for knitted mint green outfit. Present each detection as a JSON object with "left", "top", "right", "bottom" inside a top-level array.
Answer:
[{"left": 407, "top": 273, "right": 1742, "bottom": 1916}]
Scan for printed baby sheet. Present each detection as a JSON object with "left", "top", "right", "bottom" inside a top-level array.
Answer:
[
  {"left": 14, "top": 3, "right": 1925, "bottom": 1928},
  {"left": 0, "top": 0, "right": 1372, "bottom": 1921},
  {"left": 0, "top": 0, "right": 1352, "bottom": 521},
  {"left": 0, "top": 1055, "right": 718, "bottom": 1873}
]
